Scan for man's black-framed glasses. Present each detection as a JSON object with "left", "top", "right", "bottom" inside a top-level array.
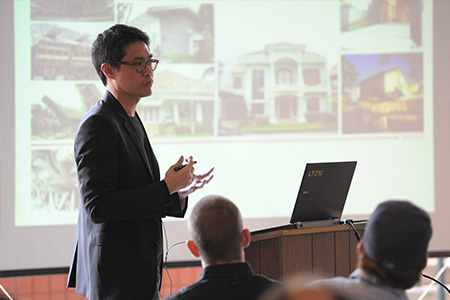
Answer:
[{"left": 111, "top": 58, "right": 159, "bottom": 73}]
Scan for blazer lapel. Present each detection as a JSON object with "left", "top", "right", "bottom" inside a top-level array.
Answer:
[
  {"left": 136, "top": 113, "right": 161, "bottom": 181},
  {"left": 124, "top": 118, "right": 154, "bottom": 175},
  {"left": 103, "top": 91, "right": 156, "bottom": 181}
]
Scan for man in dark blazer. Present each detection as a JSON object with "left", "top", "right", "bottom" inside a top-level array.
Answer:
[{"left": 67, "top": 24, "right": 214, "bottom": 300}]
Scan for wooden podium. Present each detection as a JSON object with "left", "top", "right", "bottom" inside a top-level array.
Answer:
[{"left": 245, "top": 222, "right": 366, "bottom": 281}]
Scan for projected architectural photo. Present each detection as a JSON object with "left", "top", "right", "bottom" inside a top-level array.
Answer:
[
  {"left": 126, "top": 3, "right": 214, "bottom": 64},
  {"left": 31, "top": 83, "right": 100, "bottom": 140},
  {"left": 31, "top": 0, "right": 114, "bottom": 21},
  {"left": 31, "top": 24, "right": 98, "bottom": 80},
  {"left": 218, "top": 43, "right": 337, "bottom": 136},
  {"left": 341, "top": 53, "right": 423, "bottom": 133},
  {"left": 142, "top": 66, "right": 216, "bottom": 137},
  {"left": 31, "top": 149, "right": 79, "bottom": 213},
  {"left": 340, "top": 0, "right": 423, "bottom": 51}
]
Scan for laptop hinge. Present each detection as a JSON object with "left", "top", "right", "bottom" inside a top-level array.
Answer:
[{"left": 298, "top": 218, "right": 340, "bottom": 228}]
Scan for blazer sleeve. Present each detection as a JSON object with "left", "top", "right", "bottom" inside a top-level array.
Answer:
[
  {"left": 75, "top": 113, "right": 173, "bottom": 223},
  {"left": 165, "top": 192, "right": 188, "bottom": 218}
]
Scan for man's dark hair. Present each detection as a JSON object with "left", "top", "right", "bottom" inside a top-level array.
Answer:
[
  {"left": 189, "top": 195, "right": 243, "bottom": 264},
  {"left": 91, "top": 24, "right": 150, "bottom": 86},
  {"left": 359, "top": 252, "right": 422, "bottom": 290}
]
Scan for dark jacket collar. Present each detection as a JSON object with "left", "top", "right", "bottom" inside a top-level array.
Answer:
[
  {"left": 103, "top": 90, "right": 129, "bottom": 119},
  {"left": 200, "top": 263, "right": 254, "bottom": 280}
]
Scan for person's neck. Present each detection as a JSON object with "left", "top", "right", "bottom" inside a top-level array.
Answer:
[{"left": 202, "top": 258, "right": 244, "bottom": 268}]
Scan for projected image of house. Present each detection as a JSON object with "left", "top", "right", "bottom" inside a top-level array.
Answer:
[
  {"left": 219, "top": 43, "right": 337, "bottom": 136},
  {"left": 342, "top": 53, "right": 423, "bottom": 133}
]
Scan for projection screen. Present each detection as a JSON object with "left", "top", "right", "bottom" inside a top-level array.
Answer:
[{"left": 0, "top": 0, "right": 449, "bottom": 272}]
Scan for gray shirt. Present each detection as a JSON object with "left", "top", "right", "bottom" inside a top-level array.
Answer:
[{"left": 311, "top": 268, "right": 409, "bottom": 300}]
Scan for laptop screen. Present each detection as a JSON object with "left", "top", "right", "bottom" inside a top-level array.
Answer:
[{"left": 289, "top": 161, "right": 357, "bottom": 224}]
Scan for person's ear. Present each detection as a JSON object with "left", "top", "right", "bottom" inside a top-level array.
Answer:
[
  {"left": 420, "top": 255, "right": 428, "bottom": 271},
  {"left": 357, "top": 241, "right": 363, "bottom": 256},
  {"left": 242, "top": 228, "right": 250, "bottom": 249},
  {"left": 101, "top": 62, "right": 115, "bottom": 80},
  {"left": 187, "top": 240, "right": 200, "bottom": 258}
]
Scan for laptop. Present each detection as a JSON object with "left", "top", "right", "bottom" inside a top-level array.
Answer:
[{"left": 252, "top": 161, "right": 357, "bottom": 235}]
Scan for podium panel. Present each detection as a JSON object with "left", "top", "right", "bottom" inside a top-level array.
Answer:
[{"left": 245, "top": 223, "right": 365, "bottom": 281}]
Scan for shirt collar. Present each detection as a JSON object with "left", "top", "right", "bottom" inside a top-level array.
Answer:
[
  {"left": 349, "top": 267, "right": 407, "bottom": 297},
  {"left": 200, "top": 262, "right": 253, "bottom": 280}
]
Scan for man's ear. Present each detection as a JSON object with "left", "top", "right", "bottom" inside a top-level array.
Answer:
[
  {"left": 187, "top": 240, "right": 200, "bottom": 258},
  {"left": 357, "top": 241, "right": 363, "bottom": 257},
  {"left": 101, "top": 62, "right": 115, "bottom": 80},
  {"left": 420, "top": 255, "right": 428, "bottom": 271},
  {"left": 242, "top": 228, "right": 250, "bottom": 249}
]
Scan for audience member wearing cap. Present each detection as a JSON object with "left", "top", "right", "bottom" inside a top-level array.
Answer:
[
  {"left": 258, "top": 274, "right": 349, "bottom": 300},
  {"left": 310, "top": 200, "right": 432, "bottom": 300},
  {"left": 164, "top": 195, "right": 281, "bottom": 300}
]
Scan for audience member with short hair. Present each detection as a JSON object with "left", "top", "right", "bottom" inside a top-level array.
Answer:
[
  {"left": 164, "top": 194, "right": 281, "bottom": 300},
  {"left": 310, "top": 200, "right": 432, "bottom": 300}
]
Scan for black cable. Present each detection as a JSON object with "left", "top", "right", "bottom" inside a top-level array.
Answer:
[
  {"left": 421, "top": 272, "right": 450, "bottom": 294},
  {"left": 344, "top": 219, "right": 361, "bottom": 242},
  {"left": 349, "top": 219, "right": 368, "bottom": 224}
]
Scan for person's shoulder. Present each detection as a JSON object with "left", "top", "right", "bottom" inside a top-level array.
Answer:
[
  {"left": 310, "top": 276, "right": 397, "bottom": 300},
  {"left": 77, "top": 110, "right": 113, "bottom": 132},
  {"left": 309, "top": 268, "right": 364, "bottom": 289},
  {"left": 83, "top": 99, "right": 115, "bottom": 118},
  {"left": 310, "top": 276, "right": 354, "bottom": 289},
  {"left": 255, "top": 273, "right": 282, "bottom": 285},
  {"left": 163, "top": 286, "right": 198, "bottom": 300},
  {"left": 78, "top": 98, "right": 123, "bottom": 128},
  {"left": 162, "top": 278, "right": 209, "bottom": 300},
  {"left": 246, "top": 273, "right": 282, "bottom": 291}
]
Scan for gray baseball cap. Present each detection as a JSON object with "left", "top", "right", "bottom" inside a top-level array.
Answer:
[{"left": 363, "top": 200, "right": 432, "bottom": 272}]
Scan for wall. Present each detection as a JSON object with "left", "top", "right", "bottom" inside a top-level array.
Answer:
[{"left": 0, "top": 266, "right": 202, "bottom": 300}]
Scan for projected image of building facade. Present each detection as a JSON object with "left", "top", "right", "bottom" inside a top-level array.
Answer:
[{"left": 219, "top": 43, "right": 337, "bottom": 135}]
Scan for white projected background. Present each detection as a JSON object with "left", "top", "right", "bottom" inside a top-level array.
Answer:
[{"left": 1, "top": 0, "right": 449, "bottom": 272}]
